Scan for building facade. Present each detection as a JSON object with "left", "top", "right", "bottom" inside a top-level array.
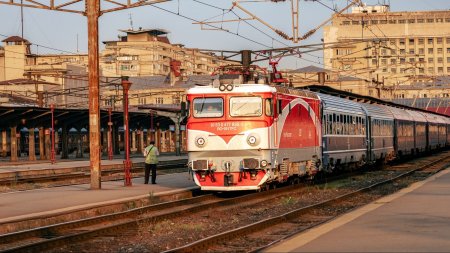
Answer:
[{"left": 324, "top": 6, "right": 450, "bottom": 95}]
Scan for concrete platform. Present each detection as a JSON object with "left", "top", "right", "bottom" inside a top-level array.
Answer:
[
  {"left": 0, "top": 172, "right": 197, "bottom": 223},
  {"left": 265, "top": 169, "right": 450, "bottom": 252}
]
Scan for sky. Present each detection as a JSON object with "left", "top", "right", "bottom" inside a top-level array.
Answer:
[{"left": 0, "top": 0, "right": 449, "bottom": 70}]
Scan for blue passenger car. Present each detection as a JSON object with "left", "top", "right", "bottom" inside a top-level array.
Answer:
[{"left": 319, "top": 94, "right": 367, "bottom": 171}]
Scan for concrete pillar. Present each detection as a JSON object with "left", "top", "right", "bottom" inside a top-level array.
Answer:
[
  {"left": 113, "top": 125, "right": 120, "bottom": 155},
  {"left": 61, "top": 126, "right": 69, "bottom": 159},
  {"left": 45, "top": 128, "right": 51, "bottom": 160},
  {"left": 55, "top": 130, "right": 59, "bottom": 155},
  {"left": 28, "top": 128, "right": 36, "bottom": 161},
  {"left": 2, "top": 130, "right": 6, "bottom": 157},
  {"left": 10, "top": 127, "right": 18, "bottom": 162},
  {"left": 156, "top": 128, "right": 162, "bottom": 152},
  {"left": 39, "top": 127, "right": 45, "bottom": 160},
  {"left": 139, "top": 129, "right": 144, "bottom": 154},
  {"left": 131, "top": 130, "right": 137, "bottom": 153}
]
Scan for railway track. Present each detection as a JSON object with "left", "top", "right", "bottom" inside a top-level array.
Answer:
[
  {"left": 166, "top": 153, "right": 450, "bottom": 253},
  {"left": 1, "top": 152, "right": 448, "bottom": 253},
  {"left": 0, "top": 180, "right": 320, "bottom": 253},
  {"left": 0, "top": 159, "right": 187, "bottom": 188}
]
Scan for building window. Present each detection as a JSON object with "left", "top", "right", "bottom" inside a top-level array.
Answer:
[
  {"left": 352, "top": 21, "right": 359, "bottom": 25},
  {"left": 427, "top": 19, "right": 434, "bottom": 23},
  {"left": 155, "top": 97, "right": 164, "bottom": 104},
  {"left": 389, "top": 19, "right": 397, "bottom": 24},
  {"left": 381, "top": 59, "right": 387, "bottom": 65},
  {"left": 380, "top": 20, "right": 387, "bottom": 24},
  {"left": 342, "top": 21, "right": 350, "bottom": 25},
  {"left": 371, "top": 20, "right": 378, "bottom": 24},
  {"left": 447, "top": 67, "right": 450, "bottom": 73},
  {"left": 409, "top": 49, "right": 415, "bottom": 54},
  {"left": 428, "top": 58, "right": 434, "bottom": 63},
  {"left": 419, "top": 58, "right": 424, "bottom": 62},
  {"left": 447, "top": 57, "right": 450, "bottom": 63},
  {"left": 398, "top": 19, "right": 406, "bottom": 24},
  {"left": 419, "top": 48, "right": 424, "bottom": 54},
  {"left": 408, "top": 19, "right": 415, "bottom": 23},
  {"left": 446, "top": 18, "right": 450, "bottom": 23},
  {"left": 390, "top": 58, "right": 396, "bottom": 64},
  {"left": 428, "top": 67, "right": 434, "bottom": 73},
  {"left": 400, "top": 58, "right": 406, "bottom": 63},
  {"left": 436, "top": 18, "right": 443, "bottom": 23},
  {"left": 438, "top": 67, "right": 443, "bottom": 73},
  {"left": 419, "top": 68, "right": 425, "bottom": 74},
  {"left": 447, "top": 48, "right": 450, "bottom": 53},
  {"left": 428, "top": 48, "right": 434, "bottom": 54},
  {"left": 409, "top": 58, "right": 415, "bottom": 63},
  {"left": 172, "top": 96, "right": 181, "bottom": 105},
  {"left": 371, "top": 59, "right": 377, "bottom": 65},
  {"left": 391, "top": 68, "right": 397, "bottom": 73},
  {"left": 417, "top": 19, "right": 424, "bottom": 23},
  {"left": 428, "top": 38, "right": 433, "bottom": 44},
  {"left": 438, "top": 57, "right": 443, "bottom": 63},
  {"left": 400, "top": 49, "right": 405, "bottom": 54},
  {"left": 437, "top": 48, "right": 443, "bottom": 54},
  {"left": 399, "top": 39, "right": 405, "bottom": 45},
  {"left": 437, "top": 38, "right": 443, "bottom": 44},
  {"left": 446, "top": 38, "right": 450, "bottom": 43}
]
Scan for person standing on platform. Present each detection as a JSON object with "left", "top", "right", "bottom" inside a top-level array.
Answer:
[{"left": 143, "top": 141, "right": 159, "bottom": 184}]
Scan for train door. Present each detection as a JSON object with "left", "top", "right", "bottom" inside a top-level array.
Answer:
[{"left": 366, "top": 116, "right": 373, "bottom": 163}]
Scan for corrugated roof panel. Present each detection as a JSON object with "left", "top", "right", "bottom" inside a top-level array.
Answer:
[
  {"left": 361, "top": 103, "right": 394, "bottom": 119},
  {"left": 383, "top": 106, "right": 413, "bottom": 121},
  {"left": 317, "top": 93, "right": 365, "bottom": 115},
  {"left": 405, "top": 110, "right": 427, "bottom": 122}
]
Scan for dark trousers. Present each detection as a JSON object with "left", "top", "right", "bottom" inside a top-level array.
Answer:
[{"left": 144, "top": 163, "right": 157, "bottom": 184}]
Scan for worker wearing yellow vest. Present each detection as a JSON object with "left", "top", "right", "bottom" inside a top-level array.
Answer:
[{"left": 143, "top": 141, "right": 159, "bottom": 184}]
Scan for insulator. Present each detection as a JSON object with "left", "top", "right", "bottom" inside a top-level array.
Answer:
[
  {"left": 275, "top": 29, "right": 291, "bottom": 40},
  {"left": 300, "top": 29, "right": 316, "bottom": 40}
]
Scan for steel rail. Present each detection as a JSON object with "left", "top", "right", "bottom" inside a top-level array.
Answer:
[
  {"left": 165, "top": 154, "right": 450, "bottom": 253},
  {"left": 0, "top": 160, "right": 187, "bottom": 186},
  {"left": 0, "top": 179, "right": 312, "bottom": 253}
]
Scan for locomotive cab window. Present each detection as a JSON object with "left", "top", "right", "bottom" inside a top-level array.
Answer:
[
  {"left": 265, "top": 98, "right": 273, "bottom": 116},
  {"left": 193, "top": 97, "right": 223, "bottom": 118},
  {"left": 230, "top": 96, "right": 262, "bottom": 117}
]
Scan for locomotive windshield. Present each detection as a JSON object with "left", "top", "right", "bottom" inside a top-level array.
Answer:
[
  {"left": 193, "top": 97, "right": 223, "bottom": 118},
  {"left": 230, "top": 96, "right": 262, "bottom": 117}
]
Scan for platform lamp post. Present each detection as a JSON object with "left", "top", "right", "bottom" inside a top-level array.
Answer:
[
  {"left": 121, "top": 76, "right": 132, "bottom": 186},
  {"left": 108, "top": 107, "right": 113, "bottom": 160},
  {"left": 50, "top": 104, "right": 56, "bottom": 164}
]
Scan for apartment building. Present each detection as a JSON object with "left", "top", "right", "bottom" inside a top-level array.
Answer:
[
  {"left": 101, "top": 28, "right": 232, "bottom": 77},
  {"left": 324, "top": 6, "right": 450, "bottom": 91}
]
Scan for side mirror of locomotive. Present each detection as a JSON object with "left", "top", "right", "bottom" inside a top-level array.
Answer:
[{"left": 277, "top": 100, "right": 283, "bottom": 115}]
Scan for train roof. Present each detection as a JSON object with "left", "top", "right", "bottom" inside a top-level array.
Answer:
[
  {"left": 383, "top": 106, "right": 413, "bottom": 121},
  {"left": 422, "top": 112, "right": 448, "bottom": 124},
  {"left": 360, "top": 103, "right": 394, "bottom": 120},
  {"left": 187, "top": 83, "right": 276, "bottom": 94},
  {"left": 317, "top": 93, "right": 365, "bottom": 115},
  {"left": 405, "top": 110, "right": 427, "bottom": 123}
]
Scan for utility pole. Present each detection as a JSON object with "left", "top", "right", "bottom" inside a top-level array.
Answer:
[{"left": 0, "top": 0, "right": 171, "bottom": 190}]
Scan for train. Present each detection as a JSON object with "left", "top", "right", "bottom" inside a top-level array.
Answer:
[{"left": 185, "top": 81, "right": 450, "bottom": 191}]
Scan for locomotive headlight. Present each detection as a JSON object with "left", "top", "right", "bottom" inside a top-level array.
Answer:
[
  {"left": 247, "top": 134, "right": 260, "bottom": 146},
  {"left": 260, "top": 160, "right": 268, "bottom": 167},
  {"left": 226, "top": 84, "right": 234, "bottom": 91},
  {"left": 219, "top": 84, "right": 226, "bottom": 91},
  {"left": 195, "top": 136, "right": 207, "bottom": 147}
]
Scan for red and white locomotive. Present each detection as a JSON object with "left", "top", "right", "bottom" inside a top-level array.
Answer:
[
  {"left": 186, "top": 80, "right": 450, "bottom": 191},
  {"left": 186, "top": 81, "right": 322, "bottom": 191}
]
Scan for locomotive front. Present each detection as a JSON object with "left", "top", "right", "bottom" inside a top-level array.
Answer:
[{"left": 186, "top": 83, "right": 277, "bottom": 191}]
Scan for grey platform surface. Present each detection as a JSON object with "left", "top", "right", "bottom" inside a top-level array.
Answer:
[
  {"left": 265, "top": 169, "right": 450, "bottom": 252},
  {"left": 0, "top": 156, "right": 195, "bottom": 223}
]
